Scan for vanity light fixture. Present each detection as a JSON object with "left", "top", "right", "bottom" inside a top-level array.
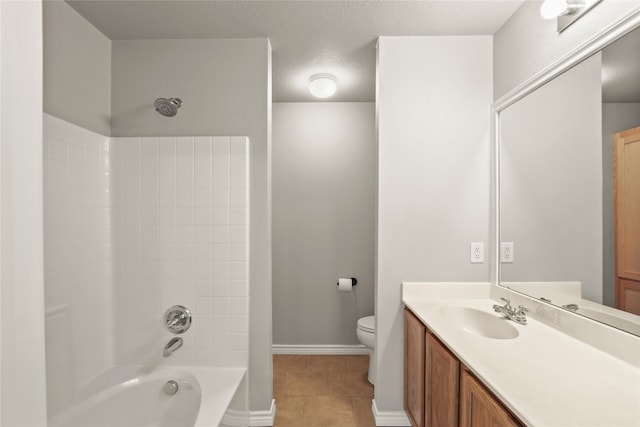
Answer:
[
  {"left": 309, "top": 73, "right": 337, "bottom": 98},
  {"left": 540, "top": 0, "right": 579, "bottom": 19},
  {"left": 540, "top": 0, "right": 602, "bottom": 33}
]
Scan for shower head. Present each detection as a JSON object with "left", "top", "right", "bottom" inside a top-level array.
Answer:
[{"left": 154, "top": 97, "right": 182, "bottom": 117}]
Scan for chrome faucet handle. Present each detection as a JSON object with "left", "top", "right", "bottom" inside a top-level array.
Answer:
[
  {"left": 516, "top": 305, "right": 530, "bottom": 315},
  {"left": 500, "top": 297, "right": 511, "bottom": 307},
  {"left": 164, "top": 305, "right": 192, "bottom": 334}
]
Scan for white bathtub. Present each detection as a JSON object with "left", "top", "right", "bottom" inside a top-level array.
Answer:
[{"left": 50, "top": 366, "right": 247, "bottom": 427}]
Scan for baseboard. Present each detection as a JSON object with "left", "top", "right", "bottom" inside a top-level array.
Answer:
[
  {"left": 272, "top": 344, "right": 370, "bottom": 355},
  {"left": 221, "top": 408, "right": 248, "bottom": 426},
  {"left": 371, "top": 399, "right": 411, "bottom": 426},
  {"left": 249, "top": 399, "right": 275, "bottom": 426}
]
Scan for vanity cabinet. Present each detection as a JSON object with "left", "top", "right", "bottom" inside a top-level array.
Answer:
[
  {"left": 404, "top": 308, "right": 522, "bottom": 427},
  {"left": 425, "top": 331, "right": 459, "bottom": 427},
  {"left": 404, "top": 307, "right": 426, "bottom": 427},
  {"left": 459, "top": 369, "right": 521, "bottom": 427}
]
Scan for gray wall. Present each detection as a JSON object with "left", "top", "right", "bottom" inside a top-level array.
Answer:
[
  {"left": 602, "top": 103, "right": 640, "bottom": 306},
  {"left": 272, "top": 102, "right": 375, "bottom": 345},
  {"left": 493, "top": 0, "right": 640, "bottom": 100},
  {"left": 500, "top": 53, "right": 603, "bottom": 302},
  {"left": 43, "top": 1, "right": 111, "bottom": 136},
  {"left": 110, "top": 38, "right": 273, "bottom": 413},
  {"left": 376, "top": 36, "right": 493, "bottom": 413}
]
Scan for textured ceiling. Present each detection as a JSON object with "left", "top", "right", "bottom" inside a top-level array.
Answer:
[{"left": 67, "top": 1, "right": 525, "bottom": 102}]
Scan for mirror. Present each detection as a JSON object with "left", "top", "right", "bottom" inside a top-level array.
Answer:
[{"left": 496, "top": 17, "right": 640, "bottom": 336}]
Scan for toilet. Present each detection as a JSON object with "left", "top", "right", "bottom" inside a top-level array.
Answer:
[{"left": 356, "top": 315, "right": 376, "bottom": 385}]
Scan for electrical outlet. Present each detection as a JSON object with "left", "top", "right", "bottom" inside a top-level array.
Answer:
[
  {"left": 470, "top": 242, "right": 484, "bottom": 263},
  {"left": 501, "top": 242, "right": 514, "bottom": 263}
]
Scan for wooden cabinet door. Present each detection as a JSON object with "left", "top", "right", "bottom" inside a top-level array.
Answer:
[
  {"left": 426, "top": 331, "right": 459, "bottom": 427},
  {"left": 460, "top": 369, "right": 521, "bottom": 427},
  {"left": 614, "top": 126, "right": 640, "bottom": 314},
  {"left": 617, "top": 278, "right": 640, "bottom": 314},
  {"left": 404, "top": 309, "right": 426, "bottom": 427}
]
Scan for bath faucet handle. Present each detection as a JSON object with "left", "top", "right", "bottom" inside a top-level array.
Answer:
[
  {"left": 516, "top": 305, "right": 530, "bottom": 315},
  {"left": 500, "top": 297, "right": 512, "bottom": 308},
  {"left": 164, "top": 305, "right": 192, "bottom": 334},
  {"left": 168, "top": 313, "right": 187, "bottom": 328}
]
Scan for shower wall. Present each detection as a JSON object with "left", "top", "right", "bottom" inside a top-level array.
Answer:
[
  {"left": 43, "top": 114, "right": 113, "bottom": 416},
  {"left": 45, "top": 1, "right": 269, "bottom": 414},
  {"left": 110, "top": 136, "right": 250, "bottom": 367},
  {"left": 44, "top": 114, "right": 250, "bottom": 417}
]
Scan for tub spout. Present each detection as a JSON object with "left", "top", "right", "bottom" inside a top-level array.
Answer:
[{"left": 163, "top": 337, "right": 183, "bottom": 357}]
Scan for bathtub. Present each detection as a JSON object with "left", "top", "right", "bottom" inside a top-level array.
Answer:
[{"left": 50, "top": 366, "right": 247, "bottom": 427}]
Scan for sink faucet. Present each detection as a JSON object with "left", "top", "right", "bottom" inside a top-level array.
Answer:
[
  {"left": 163, "top": 337, "right": 183, "bottom": 357},
  {"left": 562, "top": 303, "right": 579, "bottom": 311},
  {"left": 493, "top": 298, "right": 529, "bottom": 325}
]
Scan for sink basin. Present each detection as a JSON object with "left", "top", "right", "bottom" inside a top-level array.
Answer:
[{"left": 440, "top": 307, "right": 519, "bottom": 339}]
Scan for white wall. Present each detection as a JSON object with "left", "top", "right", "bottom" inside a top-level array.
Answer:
[
  {"left": 43, "top": 114, "right": 113, "bottom": 417},
  {"left": 602, "top": 103, "right": 640, "bottom": 306},
  {"left": 0, "top": 1, "right": 48, "bottom": 425},
  {"left": 111, "top": 38, "right": 273, "bottom": 412},
  {"left": 376, "top": 36, "right": 492, "bottom": 413},
  {"left": 500, "top": 54, "right": 603, "bottom": 302},
  {"left": 494, "top": 0, "right": 640, "bottom": 99},
  {"left": 110, "top": 136, "right": 249, "bottom": 367},
  {"left": 272, "top": 102, "right": 375, "bottom": 345},
  {"left": 43, "top": 1, "right": 111, "bottom": 136}
]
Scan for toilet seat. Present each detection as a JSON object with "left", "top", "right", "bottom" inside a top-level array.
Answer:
[{"left": 357, "top": 316, "right": 375, "bottom": 333}]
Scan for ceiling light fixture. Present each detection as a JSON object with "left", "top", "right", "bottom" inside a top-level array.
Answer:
[
  {"left": 540, "top": 0, "right": 602, "bottom": 32},
  {"left": 309, "top": 73, "right": 337, "bottom": 98}
]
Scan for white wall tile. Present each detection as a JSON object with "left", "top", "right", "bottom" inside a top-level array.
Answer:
[
  {"left": 213, "top": 208, "right": 230, "bottom": 225},
  {"left": 229, "top": 225, "right": 246, "bottom": 243},
  {"left": 194, "top": 137, "right": 212, "bottom": 190},
  {"left": 230, "top": 244, "right": 247, "bottom": 262},
  {"left": 213, "top": 244, "right": 231, "bottom": 262},
  {"left": 229, "top": 280, "right": 248, "bottom": 297},
  {"left": 194, "top": 208, "right": 213, "bottom": 225},
  {"left": 213, "top": 226, "right": 230, "bottom": 243},
  {"left": 230, "top": 208, "right": 246, "bottom": 225},
  {"left": 230, "top": 262, "right": 248, "bottom": 280},
  {"left": 195, "top": 280, "right": 213, "bottom": 297},
  {"left": 96, "top": 133, "right": 248, "bottom": 370},
  {"left": 177, "top": 189, "right": 195, "bottom": 207},
  {"left": 213, "top": 281, "right": 231, "bottom": 297},
  {"left": 43, "top": 115, "right": 113, "bottom": 417},
  {"left": 176, "top": 137, "right": 194, "bottom": 190}
]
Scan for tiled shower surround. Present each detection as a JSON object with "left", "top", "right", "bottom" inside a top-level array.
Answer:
[
  {"left": 111, "top": 135, "right": 249, "bottom": 366},
  {"left": 44, "top": 114, "right": 112, "bottom": 415},
  {"left": 43, "top": 114, "right": 249, "bottom": 415}
]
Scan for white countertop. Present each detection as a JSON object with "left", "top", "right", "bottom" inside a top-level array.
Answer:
[{"left": 403, "top": 284, "right": 640, "bottom": 427}]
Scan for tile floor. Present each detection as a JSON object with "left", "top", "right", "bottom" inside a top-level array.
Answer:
[{"left": 273, "top": 354, "right": 376, "bottom": 427}]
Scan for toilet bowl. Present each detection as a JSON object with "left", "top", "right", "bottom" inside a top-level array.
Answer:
[{"left": 356, "top": 315, "right": 376, "bottom": 385}]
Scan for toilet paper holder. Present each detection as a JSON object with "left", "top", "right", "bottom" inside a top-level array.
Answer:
[{"left": 336, "top": 278, "right": 358, "bottom": 287}]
